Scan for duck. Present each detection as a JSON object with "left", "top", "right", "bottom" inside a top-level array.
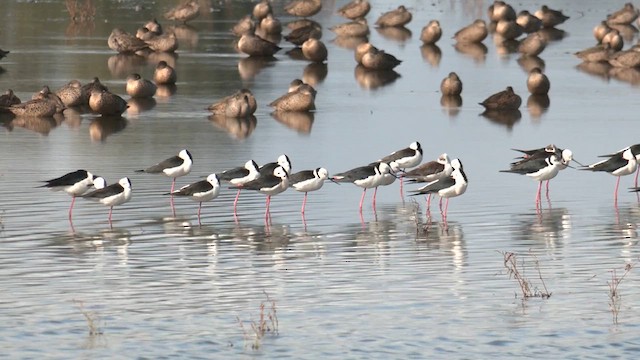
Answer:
[
  {"left": 454, "top": 19, "right": 488, "bottom": 43},
  {"left": 301, "top": 38, "right": 327, "bottom": 63},
  {"left": 3, "top": 97, "right": 57, "bottom": 117},
  {"left": 516, "top": 10, "right": 542, "bottom": 33},
  {"left": 602, "top": 29, "right": 623, "bottom": 51},
  {"left": 81, "top": 77, "right": 108, "bottom": 104},
  {"left": 330, "top": 19, "right": 369, "bottom": 38},
  {"left": 144, "top": 31, "right": 178, "bottom": 52},
  {"left": 288, "top": 79, "right": 305, "bottom": 93},
  {"left": 208, "top": 89, "right": 257, "bottom": 117},
  {"left": 32, "top": 86, "right": 65, "bottom": 113},
  {"left": 361, "top": 46, "right": 402, "bottom": 70},
  {"left": 488, "top": 1, "right": 516, "bottom": 22},
  {"left": 253, "top": 0, "right": 273, "bottom": 21},
  {"left": 526, "top": 67, "right": 550, "bottom": 95},
  {"left": 575, "top": 43, "right": 615, "bottom": 63},
  {"left": 479, "top": 86, "right": 521, "bottom": 110},
  {"left": 89, "top": 89, "right": 128, "bottom": 116},
  {"left": 518, "top": 32, "right": 547, "bottom": 57},
  {"left": 108, "top": 28, "right": 148, "bottom": 54},
  {"left": 355, "top": 42, "right": 375, "bottom": 64},
  {"left": 534, "top": 5, "right": 569, "bottom": 28},
  {"left": 0, "top": 89, "right": 21, "bottom": 107},
  {"left": 238, "top": 33, "right": 281, "bottom": 57},
  {"left": 606, "top": 2, "right": 639, "bottom": 25},
  {"left": 231, "top": 15, "right": 256, "bottom": 37},
  {"left": 126, "top": 73, "right": 157, "bottom": 98},
  {"left": 259, "top": 14, "right": 282, "bottom": 35},
  {"left": 337, "top": 0, "right": 371, "bottom": 20},
  {"left": 269, "top": 84, "right": 316, "bottom": 112},
  {"left": 593, "top": 21, "right": 612, "bottom": 43},
  {"left": 284, "top": 0, "right": 322, "bottom": 18},
  {"left": 153, "top": 61, "right": 177, "bottom": 85},
  {"left": 375, "top": 5, "right": 412, "bottom": 28},
  {"left": 420, "top": 20, "right": 442, "bottom": 44},
  {"left": 440, "top": 72, "right": 463, "bottom": 96},
  {"left": 144, "top": 18, "right": 163, "bottom": 35},
  {"left": 164, "top": 0, "right": 200, "bottom": 24},
  {"left": 0, "top": 48, "right": 9, "bottom": 60},
  {"left": 496, "top": 19, "right": 524, "bottom": 40},
  {"left": 284, "top": 23, "right": 322, "bottom": 46},
  {"left": 609, "top": 49, "right": 640, "bottom": 68},
  {"left": 55, "top": 80, "right": 84, "bottom": 107}
]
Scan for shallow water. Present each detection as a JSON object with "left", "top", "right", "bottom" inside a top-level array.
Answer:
[{"left": 2, "top": 0, "right": 640, "bottom": 358}]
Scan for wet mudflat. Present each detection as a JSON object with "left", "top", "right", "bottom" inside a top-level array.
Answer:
[{"left": 2, "top": 0, "right": 640, "bottom": 358}]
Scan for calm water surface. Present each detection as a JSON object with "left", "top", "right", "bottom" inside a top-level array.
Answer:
[{"left": 2, "top": 0, "right": 640, "bottom": 358}]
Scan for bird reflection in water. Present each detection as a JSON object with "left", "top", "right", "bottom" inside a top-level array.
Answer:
[
  {"left": 167, "top": 24, "right": 199, "bottom": 50},
  {"left": 454, "top": 42, "right": 487, "bottom": 63},
  {"left": 610, "top": 66, "right": 640, "bottom": 86},
  {"left": 513, "top": 208, "right": 571, "bottom": 250},
  {"left": 302, "top": 63, "right": 327, "bottom": 87},
  {"left": 527, "top": 94, "right": 550, "bottom": 120},
  {"left": 89, "top": 115, "right": 127, "bottom": 142},
  {"left": 208, "top": 114, "right": 257, "bottom": 140},
  {"left": 156, "top": 84, "right": 178, "bottom": 99},
  {"left": 608, "top": 24, "right": 638, "bottom": 42},
  {"left": 107, "top": 53, "right": 146, "bottom": 77},
  {"left": 271, "top": 111, "right": 314, "bottom": 134},
  {"left": 537, "top": 27, "right": 568, "bottom": 43},
  {"left": 376, "top": 26, "right": 412, "bottom": 43},
  {"left": 6, "top": 115, "right": 58, "bottom": 135},
  {"left": 62, "top": 108, "right": 83, "bottom": 128},
  {"left": 354, "top": 65, "right": 400, "bottom": 90},
  {"left": 517, "top": 55, "right": 545, "bottom": 74},
  {"left": 127, "top": 97, "right": 157, "bottom": 115},
  {"left": 420, "top": 44, "right": 441, "bottom": 67},
  {"left": 440, "top": 95, "right": 462, "bottom": 118},
  {"left": 480, "top": 109, "right": 522, "bottom": 131},
  {"left": 146, "top": 51, "right": 178, "bottom": 69},
  {"left": 238, "top": 56, "right": 277, "bottom": 81},
  {"left": 576, "top": 62, "right": 611, "bottom": 82},
  {"left": 331, "top": 35, "right": 368, "bottom": 50}
]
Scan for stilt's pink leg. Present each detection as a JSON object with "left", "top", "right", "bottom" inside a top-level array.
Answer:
[
  {"left": 372, "top": 187, "right": 378, "bottom": 208},
  {"left": 301, "top": 192, "right": 308, "bottom": 213},
  {"left": 399, "top": 176, "right": 404, "bottom": 198},
  {"left": 426, "top": 194, "right": 432, "bottom": 211},
  {"left": 359, "top": 189, "right": 367, "bottom": 212},
  {"left": 635, "top": 167, "right": 639, "bottom": 188},
  {"left": 536, "top": 181, "right": 542, "bottom": 204},
  {"left": 198, "top": 202, "right": 202, "bottom": 226},
  {"left": 545, "top": 180, "right": 550, "bottom": 196},
  {"left": 108, "top": 207, "right": 113, "bottom": 224},
  {"left": 69, "top": 196, "right": 76, "bottom": 221},
  {"left": 614, "top": 176, "right": 621, "bottom": 204},
  {"left": 265, "top": 196, "right": 271, "bottom": 219},
  {"left": 233, "top": 189, "right": 241, "bottom": 214},
  {"left": 171, "top": 178, "right": 176, "bottom": 193}
]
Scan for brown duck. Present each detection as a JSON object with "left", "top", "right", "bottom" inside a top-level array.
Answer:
[
  {"left": 164, "top": 0, "right": 200, "bottom": 24},
  {"left": 269, "top": 84, "right": 316, "bottom": 112},
  {"left": 238, "top": 33, "right": 281, "bottom": 57},
  {"left": 338, "top": 0, "right": 371, "bottom": 20},
  {"left": 375, "top": 5, "right": 412, "bottom": 28},
  {"left": 89, "top": 89, "right": 128, "bottom": 116},
  {"left": 479, "top": 86, "right": 521, "bottom": 110}
]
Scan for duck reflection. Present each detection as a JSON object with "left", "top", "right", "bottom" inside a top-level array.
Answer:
[
  {"left": 331, "top": 35, "right": 368, "bottom": 50},
  {"left": 537, "top": 27, "right": 568, "bottom": 42},
  {"left": 238, "top": 56, "right": 277, "bottom": 80},
  {"left": 495, "top": 38, "right": 520, "bottom": 55},
  {"left": 209, "top": 114, "right": 257, "bottom": 140},
  {"left": 285, "top": 47, "right": 305, "bottom": 61},
  {"left": 271, "top": 111, "right": 314, "bottom": 134},
  {"left": 146, "top": 51, "right": 178, "bottom": 69},
  {"left": 454, "top": 42, "right": 487, "bottom": 63},
  {"left": 354, "top": 65, "right": 401, "bottom": 89},
  {"left": 420, "top": 44, "right": 441, "bottom": 67},
  {"left": 302, "top": 62, "right": 327, "bottom": 86},
  {"left": 127, "top": 97, "right": 157, "bottom": 115},
  {"left": 107, "top": 54, "right": 146, "bottom": 77},
  {"left": 512, "top": 207, "right": 571, "bottom": 250},
  {"left": 376, "top": 26, "right": 412, "bottom": 43},
  {"left": 576, "top": 61, "right": 611, "bottom": 82},
  {"left": 610, "top": 66, "right": 640, "bottom": 86},
  {"left": 527, "top": 94, "right": 550, "bottom": 120},
  {"left": 6, "top": 115, "right": 58, "bottom": 135},
  {"left": 480, "top": 109, "right": 521, "bottom": 130},
  {"left": 517, "top": 55, "right": 545, "bottom": 73},
  {"left": 440, "top": 95, "right": 462, "bottom": 118},
  {"left": 62, "top": 107, "right": 83, "bottom": 128},
  {"left": 156, "top": 84, "right": 178, "bottom": 98},
  {"left": 89, "top": 115, "right": 127, "bottom": 142},
  {"left": 167, "top": 24, "right": 199, "bottom": 50}
]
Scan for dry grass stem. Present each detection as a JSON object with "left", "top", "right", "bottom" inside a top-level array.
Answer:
[
  {"left": 236, "top": 291, "right": 279, "bottom": 350},
  {"left": 73, "top": 299, "right": 103, "bottom": 336},
  {"left": 501, "top": 250, "right": 551, "bottom": 300},
  {"left": 608, "top": 262, "right": 634, "bottom": 325}
]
